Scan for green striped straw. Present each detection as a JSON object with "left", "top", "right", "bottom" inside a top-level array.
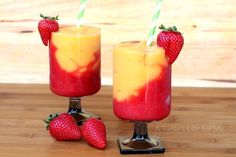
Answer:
[
  {"left": 77, "top": 0, "right": 87, "bottom": 27},
  {"left": 146, "top": 0, "right": 164, "bottom": 47}
]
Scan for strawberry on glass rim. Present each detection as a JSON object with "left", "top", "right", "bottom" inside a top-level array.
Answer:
[
  {"left": 38, "top": 14, "right": 59, "bottom": 46},
  {"left": 157, "top": 24, "right": 184, "bottom": 64}
]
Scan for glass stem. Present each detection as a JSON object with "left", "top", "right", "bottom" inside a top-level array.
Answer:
[
  {"left": 68, "top": 97, "right": 82, "bottom": 114},
  {"left": 132, "top": 122, "right": 149, "bottom": 140}
]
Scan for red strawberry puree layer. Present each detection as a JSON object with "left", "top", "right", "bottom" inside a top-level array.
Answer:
[
  {"left": 113, "top": 66, "right": 171, "bottom": 121},
  {"left": 49, "top": 41, "right": 101, "bottom": 97}
]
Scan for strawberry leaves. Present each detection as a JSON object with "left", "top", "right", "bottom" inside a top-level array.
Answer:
[
  {"left": 40, "top": 13, "right": 59, "bottom": 20},
  {"left": 159, "top": 24, "right": 178, "bottom": 32}
]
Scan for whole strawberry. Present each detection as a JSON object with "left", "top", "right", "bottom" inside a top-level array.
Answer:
[
  {"left": 82, "top": 118, "right": 107, "bottom": 149},
  {"left": 44, "top": 113, "right": 82, "bottom": 141},
  {"left": 38, "top": 14, "right": 59, "bottom": 46},
  {"left": 157, "top": 24, "right": 184, "bottom": 64}
]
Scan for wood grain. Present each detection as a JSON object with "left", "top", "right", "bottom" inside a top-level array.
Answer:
[
  {"left": 0, "top": 84, "right": 235, "bottom": 157},
  {"left": 0, "top": 0, "right": 236, "bottom": 87}
]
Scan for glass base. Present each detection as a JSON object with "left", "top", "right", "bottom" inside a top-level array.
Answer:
[
  {"left": 68, "top": 97, "right": 100, "bottom": 125},
  {"left": 117, "top": 137, "right": 165, "bottom": 154},
  {"left": 117, "top": 121, "right": 165, "bottom": 154}
]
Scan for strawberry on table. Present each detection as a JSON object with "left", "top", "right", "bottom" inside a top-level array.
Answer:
[
  {"left": 157, "top": 24, "right": 184, "bottom": 64},
  {"left": 82, "top": 118, "right": 107, "bottom": 149},
  {"left": 44, "top": 113, "right": 82, "bottom": 141},
  {"left": 38, "top": 14, "right": 59, "bottom": 46}
]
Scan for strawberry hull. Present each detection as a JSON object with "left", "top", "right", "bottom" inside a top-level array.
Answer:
[
  {"left": 49, "top": 41, "right": 101, "bottom": 97},
  {"left": 113, "top": 66, "right": 171, "bottom": 121}
]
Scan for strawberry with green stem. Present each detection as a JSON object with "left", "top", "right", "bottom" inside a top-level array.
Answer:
[
  {"left": 44, "top": 113, "right": 82, "bottom": 141},
  {"left": 38, "top": 14, "right": 59, "bottom": 46},
  {"left": 157, "top": 24, "right": 184, "bottom": 64}
]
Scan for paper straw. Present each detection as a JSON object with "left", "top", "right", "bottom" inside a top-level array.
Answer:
[
  {"left": 77, "top": 0, "right": 87, "bottom": 27},
  {"left": 146, "top": 0, "right": 163, "bottom": 47}
]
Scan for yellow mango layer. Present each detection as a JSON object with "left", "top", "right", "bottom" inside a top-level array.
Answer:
[
  {"left": 113, "top": 41, "right": 168, "bottom": 101},
  {"left": 51, "top": 26, "right": 100, "bottom": 72}
]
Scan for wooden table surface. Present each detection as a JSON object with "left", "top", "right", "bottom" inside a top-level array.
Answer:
[{"left": 0, "top": 84, "right": 235, "bottom": 157}]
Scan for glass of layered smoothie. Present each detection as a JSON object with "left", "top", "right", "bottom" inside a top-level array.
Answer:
[
  {"left": 113, "top": 41, "right": 171, "bottom": 153},
  {"left": 49, "top": 25, "right": 101, "bottom": 124}
]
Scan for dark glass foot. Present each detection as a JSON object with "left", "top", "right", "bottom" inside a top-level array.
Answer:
[
  {"left": 68, "top": 97, "right": 100, "bottom": 125},
  {"left": 117, "top": 122, "right": 165, "bottom": 154}
]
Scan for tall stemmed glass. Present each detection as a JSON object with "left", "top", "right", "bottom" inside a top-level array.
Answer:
[{"left": 113, "top": 41, "right": 171, "bottom": 154}]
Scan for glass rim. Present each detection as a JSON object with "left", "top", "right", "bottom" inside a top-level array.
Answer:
[
  {"left": 114, "top": 41, "right": 162, "bottom": 53},
  {"left": 52, "top": 25, "right": 100, "bottom": 37}
]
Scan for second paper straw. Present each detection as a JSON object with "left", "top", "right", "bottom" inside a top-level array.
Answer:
[
  {"left": 146, "top": 0, "right": 163, "bottom": 47},
  {"left": 77, "top": 0, "right": 87, "bottom": 27}
]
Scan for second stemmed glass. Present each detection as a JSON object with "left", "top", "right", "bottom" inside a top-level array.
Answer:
[{"left": 113, "top": 41, "right": 171, "bottom": 154}]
